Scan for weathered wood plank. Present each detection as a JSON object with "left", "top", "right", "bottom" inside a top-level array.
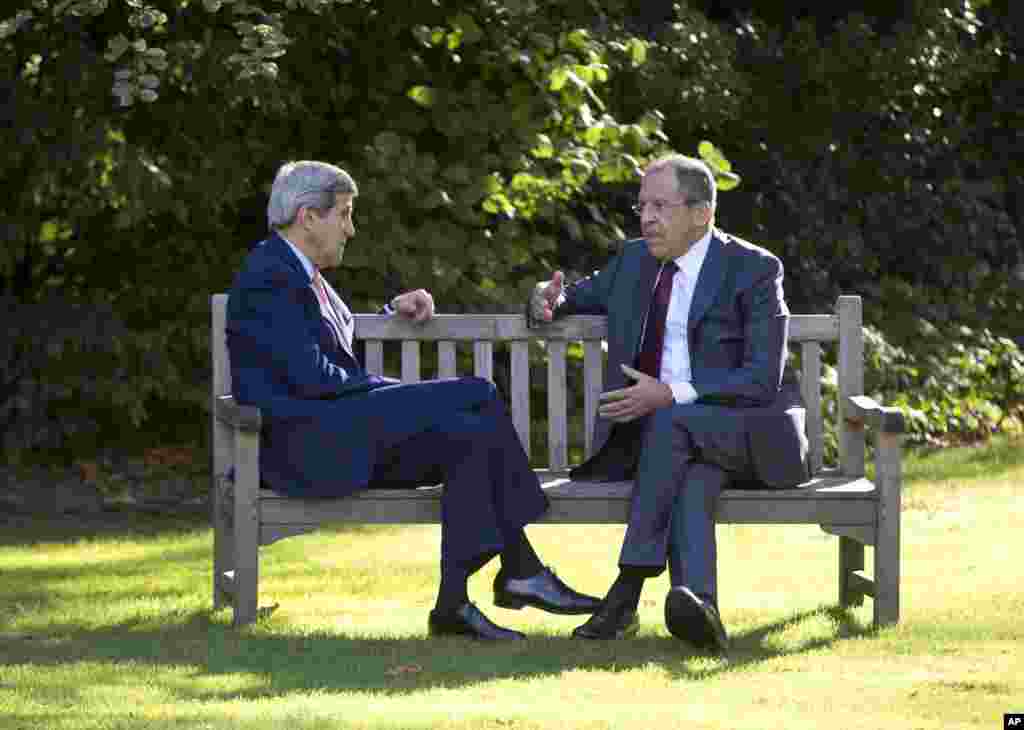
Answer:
[
  {"left": 210, "top": 294, "right": 233, "bottom": 611},
  {"left": 837, "top": 296, "right": 865, "bottom": 477},
  {"left": 474, "top": 341, "right": 493, "bottom": 382},
  {"left": 438, "top": 341, "right": 457, "bottom": 379},
  {"left": 838, "top": 535, "right": 867, "bottom": 607},
  {"left": 401, "top": 341, "right": 420, "bottom": 383},
  {"left": 352, "top": 313, "right": 837, "bottom": 342},
  {"left": 258, "top": 474, "right": 878, "bottom": 525},
  {"left": 364, "top": 341, "right": 384, "bottom": 376},
  {"left": 212, "top": 295, "right": 231, "bottom": 396},
  {"left": 846, "top": 395, "right": 905, "bottom": 433},
  {"left": 583, "top": 340, "right": 603, "bottom": 458},
  {"left": 547, "top": 341, "right": 568, "bottom": 470},
  {"left": 233, "top": 429, "right": 260, "bottom": 626},
  {"left": 874, "top": 429, "right": 902, "bottom": 625},
  {"left": 215, "top": 395, "right": 261, "bottom": 432},
  {"left": 801, "top": 341, "right": 823, "bottom": 474},
  {"left": 510, "top": 341, "right": 531, "bottom": 457}
]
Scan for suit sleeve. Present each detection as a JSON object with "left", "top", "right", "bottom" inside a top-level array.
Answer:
[
  {"left": 228, "top": 273, "right": 393, "bottom": 402},
  {"left": 523, "top": 250, "right": 626, "bottom": 329},
  {"left": 693, "top": 255, "right": 789, "bottom": 407}
]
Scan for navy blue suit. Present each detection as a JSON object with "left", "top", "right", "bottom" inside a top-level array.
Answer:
[
  {"left": 226, "top": 232, "right": 549, "bottom": 565},
  {"left": 543, "top": 231, "right": 808, "bottom": 602}
]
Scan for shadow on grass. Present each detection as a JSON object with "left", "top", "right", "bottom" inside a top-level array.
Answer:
[
  {"left": 1, "top": 603, "right": 876, "bottom": 702},
  {"left": 0, "top": 507, "right": 409, "bottom": 548}
]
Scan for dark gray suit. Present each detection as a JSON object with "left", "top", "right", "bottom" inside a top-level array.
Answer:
[{"left": 539, "top": 231, "right": 808, "bottom": 602}]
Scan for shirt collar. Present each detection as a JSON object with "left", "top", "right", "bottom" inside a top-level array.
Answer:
[
  {"left": 673, "top": 229, "right": 712, "bottom": 279},
  {"left": 278, "top": 232, "right": 317, "bottom": 283}
]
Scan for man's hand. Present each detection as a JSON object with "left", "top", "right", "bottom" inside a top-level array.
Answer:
[
  {"left": 530, "top": 271, "right": 564, "bottom": 324},
  {"left": 597, "top": 364, "right": 673, "bottom": 422},
  {"left": 392, "top": 289, "right": 435, "bottom": 323}
]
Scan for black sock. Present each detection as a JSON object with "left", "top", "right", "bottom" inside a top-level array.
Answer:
[
  {"left": 499, "top": 530, "right": 544, "bottom": 579},
  {"left": 606, "top": 567, "right": 649, "bottom": 610},
  {"left": 435, "top": 551, "right": 498, "bottom": 614}
]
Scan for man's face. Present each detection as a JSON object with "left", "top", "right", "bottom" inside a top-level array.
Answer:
[
  {"left": 638, "top": 166, "right": 711, "bottom": 260},
  {"left": 307, "top": 193, "right": 355, "bottom": 269}
]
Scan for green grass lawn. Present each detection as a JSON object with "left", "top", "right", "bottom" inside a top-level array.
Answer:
[{"left": 2, "top": 437, "right": 1022, "bottom": 729}]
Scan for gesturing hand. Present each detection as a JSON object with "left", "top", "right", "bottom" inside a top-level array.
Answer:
[
  {"left": 597, "top": 364, "right": 673, "bottom": 423},
  {"left": 393, "top": 289, "right": 435, "bottom": 323},
  {"left": 530, "top": 271, "right": 564, "bottom": 323}
]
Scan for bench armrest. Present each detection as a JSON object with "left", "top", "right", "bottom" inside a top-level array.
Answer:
[
  {"left": 845, "top": 395, "right": 904, "bottom": 434},
  {"left": 215, "top": 395, "right": 262, "bottom": 432}
]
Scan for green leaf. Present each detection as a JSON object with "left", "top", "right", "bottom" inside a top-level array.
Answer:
[
  {"left": 104, "top": 34, "right": 132, "bottom": 62},
  {"left": 626, "top": 38, "right": 647, "bottom": 67},
  {"left": 549, "top": 67, "right": 569, "bottom": 91},
  {"left": 697, "top": 140, "right": 731, "bottom": 173},
  {"left": 531, "top": 134, "right": 554, "bottom": 159},
  {"left": 565, "top": 29, "right": 589, "bottom": 51},
  {"left": 406, "top": 85, "right": 435, "bottom": 107}
]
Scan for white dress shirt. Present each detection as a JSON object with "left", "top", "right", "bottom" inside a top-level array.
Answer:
[{"left": 660, "top": 230, "right": 712, "bottom": 404}]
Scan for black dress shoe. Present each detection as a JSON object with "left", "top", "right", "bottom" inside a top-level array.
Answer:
[
  {"left": 571, "top": 595, "right": 639, "bottom": 639},
  {"left": 665, "top": 586, "right": 729, "bottom": 653},
  {"left": 494, "top": 566, "right": 602, "bottom": 615},
  {"left": 429, "top": 602, "right": 526, "bottom": 641}
]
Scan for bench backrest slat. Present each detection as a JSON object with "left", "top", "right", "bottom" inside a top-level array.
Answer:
[
  {"left": 582, "top": 340, "right": 603, "bottom": 458},
  {"left": 365, "top": 340, "right": 384, "bottom": 375},
  {"left": 211, "top": 293, "right": 861, "bottom": 475},
  {"left": 401, "top": 341, "right": 420, "bottom": 383},
  {"left": 801, "top": 341, "right": 824, "bottom": 474},
  {"left": 510, "top": 341, "right": 531, "bottom": 460},
  {"left": 837, "top": 296, "right": 866, "bottom": 477},
  {"left": 546, "top": 341, "right": 569, "bottom": 470},
  {"left": 473, "top": 341, "right": 494, "bottom": 381},
  {"left": 438, "top": 341, "right": 457, "bottom": 378}
]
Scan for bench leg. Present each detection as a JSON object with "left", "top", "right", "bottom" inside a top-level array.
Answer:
[
  {"left": 212, "top": 416, "right": 234, "bottom": 612},
  {"left": 838, "top": 536, "right": 865, "bottom": 608},
  {"left": 212, "top": 474, "right": 235, "bottom": 611},
  {"left": 232, "top": 429, "right": 260, "bottom": 627},
  {"left": 873, "top": 430, "right": 902, "bottom": 627}
]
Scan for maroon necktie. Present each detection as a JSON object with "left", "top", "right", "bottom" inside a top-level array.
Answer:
[{"left": 636, "top": 261, "right": 678, "bottom": 378}]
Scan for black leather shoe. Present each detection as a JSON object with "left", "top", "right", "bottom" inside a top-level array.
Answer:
[
  {"left": 665, "top": 586, "right": 729, "bottom": 653},
  {"left": 429, "top": 602, "right": 526, "bottom": 641},
  {"left": 494, "top": 566, "right": 602, "bottom": 615},
  {"left": 571, "top": 595, "right": 639, "bottom": 639}
]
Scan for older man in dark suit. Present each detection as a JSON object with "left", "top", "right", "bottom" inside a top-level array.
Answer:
[
  {"left": 226, "top": 161, "right": 599, "bottom": 640},
  {"left": 529, "top": 155, "right": 808, "bottom": 650}
]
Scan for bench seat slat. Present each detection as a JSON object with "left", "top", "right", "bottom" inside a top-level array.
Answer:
[{"left": 257, "top": 474, "right": 878, "bottom": 526}]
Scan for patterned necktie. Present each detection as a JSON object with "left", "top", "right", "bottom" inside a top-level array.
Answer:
[
  {"left": 311, "top": 271, "right": 351, "bottom": 354},
  {"left": 636, "top": 260, "right": 679, "bottom": 379}
]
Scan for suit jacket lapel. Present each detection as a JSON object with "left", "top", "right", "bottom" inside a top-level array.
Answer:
[
  {"left": 687, "top": 232, "right": 728, "bottom": 338},
  {"left": 264, "top": 232, "right": 355, "bottom": 357},
  {"left": 631, "top": 245, "right": 662, "bottom": 361}
]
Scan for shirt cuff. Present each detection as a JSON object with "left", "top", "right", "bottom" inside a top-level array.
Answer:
[{"left": 669, "top": 381, "right": 698, "bottom": 404}]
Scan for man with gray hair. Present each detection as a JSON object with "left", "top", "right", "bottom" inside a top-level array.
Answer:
[
  {"left": 227, "top": 161, "right": 600, "bottom": 640},
  {"left": 528, "top": 154, "right": 808, "bottom": 650}
]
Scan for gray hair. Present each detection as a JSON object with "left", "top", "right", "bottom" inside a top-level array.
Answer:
[
  {"left": 267, "top": 161, "right": 358, "bottom": 230},
  {"left": 648, "top": 155, "right": 717, "bottom": 209}
]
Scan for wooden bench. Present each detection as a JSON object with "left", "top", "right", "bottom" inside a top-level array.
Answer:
[{"left": 210, "top": 294, "right": 904, "bottom": 628}]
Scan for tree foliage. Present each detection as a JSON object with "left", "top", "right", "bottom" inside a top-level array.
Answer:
[
  {"left": 1, "top": 0, "right": 1019, "bottom": 462},
  {"left": 0, "top": 0, "right": 689, "bottom": 458}
]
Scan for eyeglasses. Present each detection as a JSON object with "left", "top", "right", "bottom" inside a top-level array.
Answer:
[{"left": 631, "top": 199, "right": 703, "bottom": 216}]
